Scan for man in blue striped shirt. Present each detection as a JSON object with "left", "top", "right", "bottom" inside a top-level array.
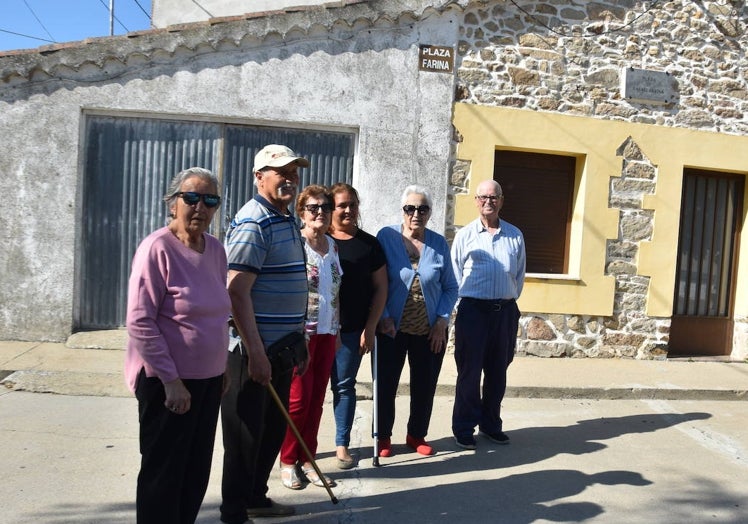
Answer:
[
  {"left": 450, "top": 179, "right": 526, "bottom": 450},
  {"left": 220, "top": 144, "right": 309, "bottom": 524}
]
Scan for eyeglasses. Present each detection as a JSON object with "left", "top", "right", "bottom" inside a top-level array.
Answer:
[
  {"left": 475, "top": 195, "right": 502, "bottom": 203},
  {"left": 304, "top": 203, "right": 333, "bottom": 214},
  {"left": 177, "top": 192, "right": 221, "bottom": 208},
  {"left": 403, "top": 205, "right": 431, "bottom": 216}
]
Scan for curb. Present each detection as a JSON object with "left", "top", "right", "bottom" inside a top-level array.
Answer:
[
  {"left": 1, "top": 370, "right": 130, "bottom": 398},
  {"left": 355, "top": 382, "right": 748, "bottom": 402},
  {"left": 4, "top": 371, "right": 747, "bottom": 402}
]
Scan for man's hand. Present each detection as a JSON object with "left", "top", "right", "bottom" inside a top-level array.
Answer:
[{"left": 247, "top": 345, "right": 272, "bottom": 386}]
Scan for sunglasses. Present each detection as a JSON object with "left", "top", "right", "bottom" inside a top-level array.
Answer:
[
  {"left": 177, "top": 192, "right": 221, "bottom": 208},
  {"left": 304, "top": 203, "right": 333, "bottom": 214},
  {"left": 403, "top": 204, "right": 431, "bottom": 216}
]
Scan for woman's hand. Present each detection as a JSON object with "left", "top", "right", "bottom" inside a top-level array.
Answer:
[
  {"left": 428, "top": 318, "right": 448, "bottom": 354},
  {"left": 359, "top": 328, "right": 375, "bottom": 355},
  {"left": 295, "top": 341, "right": 310, "bottom": 377},
  {"left": 163, "top": 378, "right": 191, "bottom": 414},
  {"left": 378, "top": 317, "right": 397, "bottom": 338}
]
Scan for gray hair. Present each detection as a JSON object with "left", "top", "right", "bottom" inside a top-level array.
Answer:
[
  {"left": 163, "top": 167, "right": 219, "bottom": 208},
  {"left": 400, "top": 184, "right": 433, "bottom": 208}
]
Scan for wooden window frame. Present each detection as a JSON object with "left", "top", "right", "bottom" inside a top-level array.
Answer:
[{"left": 494, "top": 150, "right": 575, "bottom": 274}]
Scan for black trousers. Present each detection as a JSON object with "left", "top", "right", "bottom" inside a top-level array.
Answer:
[
  {"left": 375, "top": 331, "right": 445, "bottom": 440},
  {"left": 452, "top": 298, "right": 520, "bottom": 438},
  {"left": 135, "top": 369, "right": 223, "bottom": 524},
  {"left": 220, "top": 349, "right": 292, "bottom": 524}
]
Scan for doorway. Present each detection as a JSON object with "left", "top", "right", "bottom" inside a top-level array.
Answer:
[
  {"left": 79, "top": 115, "right": 355, "bottom": 330},
  {"left": 669, "top": 169, "right": 743, "bottom": 357}
]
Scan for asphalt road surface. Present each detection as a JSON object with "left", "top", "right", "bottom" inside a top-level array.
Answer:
[{"left": 1, "top": 391, "right": 746, "bottom": 523}]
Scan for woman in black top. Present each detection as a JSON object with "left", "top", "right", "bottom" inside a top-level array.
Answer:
[{"left": 327, "top": 183, "right": 387, "bottom": 469}]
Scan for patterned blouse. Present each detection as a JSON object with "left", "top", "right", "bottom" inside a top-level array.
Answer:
[
  {"left": 399, "top": 254, "right": 430, "bottom": 336},
  {"left": 304, "top": 234, "right": 344, "bottom": 335}
]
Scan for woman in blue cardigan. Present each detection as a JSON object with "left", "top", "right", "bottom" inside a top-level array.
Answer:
[{"left": 375, "top": 185, "right": 458, "bottom": 457}]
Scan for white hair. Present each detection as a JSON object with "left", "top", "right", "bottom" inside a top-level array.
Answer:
[{"left": 400, "top": 184, "right": 433, "bottom": 208}]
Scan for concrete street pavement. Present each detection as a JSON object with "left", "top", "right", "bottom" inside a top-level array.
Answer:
[
  {"left": 1, "top": 334, "right": 747, "bottom": 523},
  {"left": 2, "top": 392, "right": 747, "bottom": 523}
]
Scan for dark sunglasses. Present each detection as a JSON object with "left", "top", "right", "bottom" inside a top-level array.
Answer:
[
  {"left": 403, "top": 204, "right": 431, "bottom": 216},
  {"left": 177, "top": 192, "right": 221, "bottom": 208},
  {"left": 304, "top": 203, "right": 333, "bottom": 214}
]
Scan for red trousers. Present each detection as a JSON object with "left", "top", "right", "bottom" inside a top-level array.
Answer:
[{"left": 280, "top": 333, "right": 337, "bottom": 464}]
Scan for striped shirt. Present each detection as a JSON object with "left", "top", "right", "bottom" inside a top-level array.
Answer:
[
  {"left": 225, "top": 195, "right": 308, "bottom": 347},
  {"left": 451, "top": 217, "right": 526, "bottom": 301}
]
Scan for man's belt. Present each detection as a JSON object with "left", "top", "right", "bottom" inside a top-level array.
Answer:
[{"left": 460, "top": 297, "right": 514, "bottom": 312}]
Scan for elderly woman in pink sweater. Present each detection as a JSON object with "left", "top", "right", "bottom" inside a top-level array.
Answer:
[{"left": 125, "top": 167, "right": 231, "bottom": 524}]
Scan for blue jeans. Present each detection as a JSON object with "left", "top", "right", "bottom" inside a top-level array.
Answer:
[{"left": 330, "top": 331, "right": 364, "bottom": 447}]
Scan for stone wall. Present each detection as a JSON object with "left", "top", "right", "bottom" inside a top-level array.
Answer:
[
  {"left": 449, "top": 0, "right": 748, "bottom": 358},
  {"left": 455, "top": 0, "right": 748, "bottom": 133},
  {"left": 518, "top": 137, "right": 670, "bottom": 359}
]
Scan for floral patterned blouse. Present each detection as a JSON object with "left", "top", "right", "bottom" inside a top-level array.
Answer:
[{"left": 304, "top": 234, "right": 344, "bottom": 335}]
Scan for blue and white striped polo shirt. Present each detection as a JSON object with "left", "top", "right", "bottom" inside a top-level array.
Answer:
[{"left": 225, "top": 195, "right": 308, "bottom": 347}]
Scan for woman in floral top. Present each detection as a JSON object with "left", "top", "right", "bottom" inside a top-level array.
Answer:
[{"left": 279, "top": 185, "right": 343, "bottom": 490}]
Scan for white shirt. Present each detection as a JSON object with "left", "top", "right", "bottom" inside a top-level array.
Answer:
[{"left": 451, "top": 217, "right": 526, "bottom": 300}]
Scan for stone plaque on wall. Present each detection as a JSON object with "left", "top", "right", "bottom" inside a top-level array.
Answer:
[{"left": 621, "top": 67, "right": 676, "bottom": 104}]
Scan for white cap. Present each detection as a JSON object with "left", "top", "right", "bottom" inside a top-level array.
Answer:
[{"left": 253, "top": 144, "right": 310, "bottom": 173}]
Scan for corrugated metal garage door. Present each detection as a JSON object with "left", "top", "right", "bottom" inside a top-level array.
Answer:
[{"left": 80, "top": 115, "right": 355, "bottom": 330}]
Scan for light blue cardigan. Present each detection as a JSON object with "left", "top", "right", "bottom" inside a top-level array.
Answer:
[{"left": 376, "top": 224, "right": 458, "bottom": 330}]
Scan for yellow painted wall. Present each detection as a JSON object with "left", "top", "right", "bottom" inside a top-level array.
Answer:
[{"left": 453, "top": 103, "right": 748, "bottom": 318}]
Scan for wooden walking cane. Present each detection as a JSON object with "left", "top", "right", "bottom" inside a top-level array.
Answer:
[{"left": 266, "top": 382, "right": 339, "bottom": 504}]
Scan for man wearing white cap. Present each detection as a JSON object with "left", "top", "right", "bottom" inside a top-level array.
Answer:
[{"left": 220, "top": 145, "right": 310, "bottom": 523}]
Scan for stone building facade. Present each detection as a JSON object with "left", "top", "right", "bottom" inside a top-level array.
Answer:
[{"left": 448, "top": 0, "right": 748, "bottom": 360}]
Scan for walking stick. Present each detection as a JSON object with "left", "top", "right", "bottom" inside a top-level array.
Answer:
[
  {"left": 266, "top": 382, "right": 339, "bottom": 504},
  {"left": 372, "top": 337, "right": 381, "bottom": 467}
]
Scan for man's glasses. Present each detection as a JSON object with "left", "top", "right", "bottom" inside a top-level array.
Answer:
[
  {"left": 475, "top": 195, "right": 502, "bottom": 203},
  {"left": 177, "top": 192, "right": 221, "bottom": 208},
  {"left": 403, "top": 205, "right": 431, "bottom": 216},
  {"left": 304, "top": 203, "right": 333, "bottom": 214}
]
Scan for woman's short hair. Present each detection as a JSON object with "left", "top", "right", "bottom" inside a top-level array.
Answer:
[
  {"left": 296, "top": 184, "right": 330, "bottom": 215},
  {"left": 400, "top": 184, "right": 433, "bottom": 209},
  {"left": 163, "top": 167, "right": 219, "bottom": 208}
]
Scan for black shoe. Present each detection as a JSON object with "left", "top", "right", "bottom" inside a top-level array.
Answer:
[
  {"left": 480, "top": 430, "right": 510, "bottom": 445},
  {"left": 246, "top": 498, "right": 295, "bottom": 518},
  {"left": 220, "top": 513, "right": 248, "bottom": 524},
  {"left": 453, "top": 434, "right": 477, "bottom": 450}
]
